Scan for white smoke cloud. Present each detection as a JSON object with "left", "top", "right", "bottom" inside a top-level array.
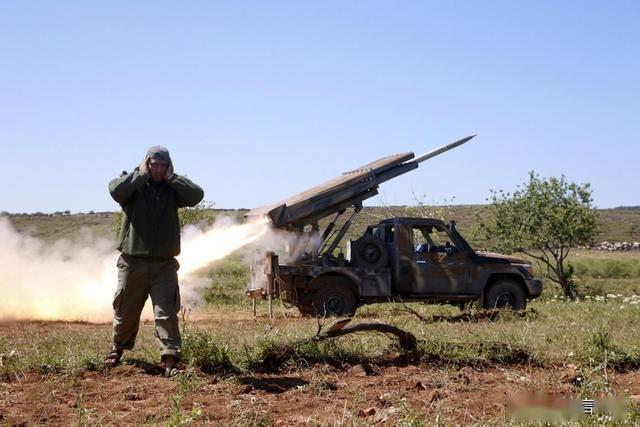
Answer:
[
  {"left": 0, "top": 218, "right": 118, "bottom": 322},
  {"left": 0, "top": 216, "right": 275, "bottom": 323}
]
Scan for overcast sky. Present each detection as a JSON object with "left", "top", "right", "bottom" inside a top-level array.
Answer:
[{"left": 1, "top": 1, "right": 638, "bottom": 213}]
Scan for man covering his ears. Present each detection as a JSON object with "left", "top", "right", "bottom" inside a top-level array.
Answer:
[{"left": 105, "top": 146, "right": 204, "bottom": 375}]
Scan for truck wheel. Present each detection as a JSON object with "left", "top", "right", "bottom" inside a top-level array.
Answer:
[
  {"left": 312, "top": 284, "right": 357, "bottom": 317},
  {"left": 484, "top": 280, "right": 526, "bottom": 310},
  {"left": 351, "top": 235, "right": 389, "bottom": 269},
  {"left": 297, "top": 305, "right": 316, "bottom": 317}
]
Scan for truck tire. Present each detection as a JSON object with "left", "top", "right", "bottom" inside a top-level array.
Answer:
[
  {"left": 484, "top": 280, "right": 526, "bottom": 310},
  {"left": 312, "top": 283, "right": 357, "bottom": 317},
  {"left": 297, "top": 305, "right": 316, "bottom": 317},
  {"left": 351, "top": 235, "right": 389, "bottom": 269}
]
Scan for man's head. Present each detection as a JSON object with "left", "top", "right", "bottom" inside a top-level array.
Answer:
[{"left": 146, "top": 146, "right": 172, "bottom": 182}]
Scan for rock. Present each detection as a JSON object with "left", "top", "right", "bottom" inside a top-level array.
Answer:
[
  {"left": 0, "top": 350, "right": 17, "bottom": 368},
  {"left": 415, "top": 381, "right": 428, "bottom": 390},
  {"left": 378, "top": 393, "right": 392, "bottom": 404},
  {"left": 456, "top": 367, "right": 473, "bottom": 385},
  {"left": 560, "top": 364, "right": 579, "bottom": 382},
  {"left": 426, "top": 389, "right": 444, "bottom": 403},
  {"left": 317, "top": 381, "right": 337, "bottom": 391},
  {"left": 349, "top": 363, "right": 369, "bottom": 377},
  {"left": 124, "top": 392, "right": 144, "bottom": 401},
  {"left": 373, "top": 407, "right": 398, "bottom": 423},
  {"left": 633, "top": 242, "right": 640, "bottom": 249},
  {"left": 357, "top": 407, "right": 377, "bottom": 417}
]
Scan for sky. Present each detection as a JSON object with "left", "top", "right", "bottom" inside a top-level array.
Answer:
[{"left": 1, "top": 0, "right": 639, "bottom": 214}]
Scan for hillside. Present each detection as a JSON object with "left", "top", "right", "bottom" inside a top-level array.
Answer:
[{"left": 4, "top": 205, "right": 640, "bottom": 245}]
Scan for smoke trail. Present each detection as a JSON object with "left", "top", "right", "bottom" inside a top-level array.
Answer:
[{"left": 0, "top": 216, "right": 271, "bottom": 323}]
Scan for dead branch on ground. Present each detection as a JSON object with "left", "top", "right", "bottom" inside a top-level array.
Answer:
[{"left": 315, "top": 318, "right": 417, "bottom": 352}]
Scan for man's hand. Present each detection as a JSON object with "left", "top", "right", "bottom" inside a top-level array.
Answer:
[
  {"left": 164, "top": 158, "right": 175, "bottom": 181},
  {"left": 138, "top": 156, "right": 150, "bottom": 176}
]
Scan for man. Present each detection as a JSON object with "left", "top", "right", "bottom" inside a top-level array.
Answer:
[{"left": 104, "top": 146, "right": 204, "bottom": 375}]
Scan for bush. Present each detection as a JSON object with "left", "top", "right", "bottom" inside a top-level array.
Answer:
[
  {"left": 584, "top": 327, "right": 640, "bottom": 370},
  {"left": 182, "top": 331, "right": 234, "bottom": 374}
]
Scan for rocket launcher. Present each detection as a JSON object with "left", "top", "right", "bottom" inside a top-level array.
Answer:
[{"left": 248, "top": 135, "right": 475, "bottom": 233}]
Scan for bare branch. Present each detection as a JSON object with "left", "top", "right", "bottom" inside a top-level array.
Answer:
[
  {"left": 400, "top": 301, "right": 427, "bottom": 321},
  {"left": 314, "top": 313, "right": 327, "bottom": 339},
  {"left": 316, "top": 320, "right": 417, "bottom": 351}
]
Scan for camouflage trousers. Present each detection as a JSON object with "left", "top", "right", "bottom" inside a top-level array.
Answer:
[{"left": 111, "top": 254, "right": 182, "bottom": 359}]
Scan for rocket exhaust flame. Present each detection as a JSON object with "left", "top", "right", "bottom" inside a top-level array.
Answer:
[
  {"left": 0, "top": 216, "right": 271, "bottom": 323},
  {"left": 178, "top": 216, "right": 270, "bottom": 278}
]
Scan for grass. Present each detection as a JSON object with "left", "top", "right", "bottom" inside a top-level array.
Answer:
[
  {"left": 3, "top": 299, "right": 640, "bottom": 425},
  {"left": 3, "top": 299, "right": 640, "bottom": 378},
  {"left": 7, "top": 212, "right": 117, "bottom": 243},
  {"left": 244, "top": 337, "right": 369, "bottom": 372}
]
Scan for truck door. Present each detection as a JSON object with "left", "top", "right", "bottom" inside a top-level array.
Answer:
[{"left": 411, "top": 225, "right": 471, "bottom": 295}]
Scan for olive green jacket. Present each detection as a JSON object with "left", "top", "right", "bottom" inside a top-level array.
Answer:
[{"left": 109, "top": 170, "right": 204, "bottom": 258}]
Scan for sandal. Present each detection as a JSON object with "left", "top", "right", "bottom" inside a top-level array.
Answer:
[
  {"left": 161, "top": 355, "right": 179, "bottom": 377},
  {"left": 104, "top": 348, "right": 123, "bottom": 367}
]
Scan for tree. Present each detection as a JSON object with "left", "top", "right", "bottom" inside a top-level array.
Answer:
[
  {"left": 178, "top": 200, "right": 217, "bottom": 228},
  {"left": 476, "top": 172, "right": 598, "bottom": 300}
]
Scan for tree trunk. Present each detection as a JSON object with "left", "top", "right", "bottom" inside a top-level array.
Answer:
[{"left": 559, "top": 274, "right": 577, "bottom": 300}]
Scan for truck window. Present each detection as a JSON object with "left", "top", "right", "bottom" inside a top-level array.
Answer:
[
  {"left": 412, "top": 227, "right": 428, "bottom": 252},
  {"left": 414, "top": 225, "right": 458, "bottom": 256},
  {"left": 384, "top": 225, "right": 394, "bottom": 243}
]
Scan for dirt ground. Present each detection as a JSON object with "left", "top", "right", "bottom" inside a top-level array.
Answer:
[
  {"left": 3, "top": 357, "right": 640, "bottom": 425},
  {"left": 2, "top": 318, "right": 640, "bottom": 426}
]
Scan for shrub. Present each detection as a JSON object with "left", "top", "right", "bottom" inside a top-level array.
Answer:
[{"left": 182, "top": 331, "right": 234, "bottom": 374}]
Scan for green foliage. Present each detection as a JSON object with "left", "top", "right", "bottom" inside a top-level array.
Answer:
[
  {"left": 181, "top": 330, "right": 235, "bottom": 374},
  {"left": 479, "top": 172, "right": 598, "bottom": 253},
  {"left": 476, "top": 172, "right": 599, "bottom": 299},
  {"left": 178, "top": 200, "right": 217, "bottom": 228},
  {"left": 79, "top": 354, "right": 101, "bottom": 371},
  {"left": 584, "top": 326, "right": 640, "bottom": 370}
]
